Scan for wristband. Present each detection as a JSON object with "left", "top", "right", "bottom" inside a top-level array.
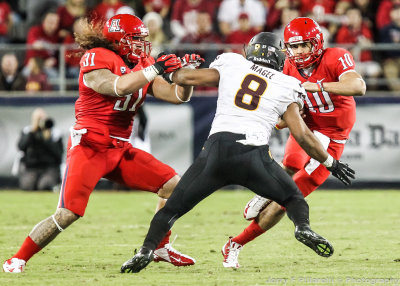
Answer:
[
  {"left": 275, "top": 124, "right": 281, "bottom": 130},
  {"left": 175, "top": 85, "right": 190, "bottom": 103},
  {"left": 322, "top": 154, "right": 334, "bottom": 168},
  {"left": 142, "top": 65, "right": 160, "bottom": 82},
  {"left": 317, "top": 81, "right": 324, "bottom": 92},
  {"left": 113, "top": 76, "right": 121, "bottom": 97}
]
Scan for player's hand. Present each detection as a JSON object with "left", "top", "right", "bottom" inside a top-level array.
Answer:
[
  {"left": 154, "top": 53, "right": 182, "bottom": 74},
  {"left": 302, "top": 81, "right": 319, "bottom": 92},
  {"left": 327, "top": 159, "right": 355, "bottom": 186},
  {"left": 180, "top": 54, "right": 204, "bottom": 69}
]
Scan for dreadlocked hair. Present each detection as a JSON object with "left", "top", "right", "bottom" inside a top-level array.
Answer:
[{"left": 74, "top": 17, "right": 118, "bottom": 56}]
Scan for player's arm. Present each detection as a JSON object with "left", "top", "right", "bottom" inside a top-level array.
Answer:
[
  {"left": 83, "top": 68, "right": 149, "bottom": 97},
  {"left": 148, "top": 53, "right": 207, "bottom": 104},
  {"left": 283, "top": 103, "right": 355, "bottom": 185},
  {"left": 148, "top": 76, "right": 194, "bottom": 104},
  {"left": 172, "top": 68, "right": 220, "bottom": 87},
  {"left": 84, "top": 54, "right": 183, "bottom": 97},
  {"left": 284, "top": 103, "right": 329, "bottom": 163},
  {"left": 302, "top": 70, "right": 366, "bottom": 96}
]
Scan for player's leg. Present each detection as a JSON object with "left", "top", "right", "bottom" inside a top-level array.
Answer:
[
  {"left": 243, "top": 146, "right": 333, "bottom": 257},
  {"left": 109, "top": 147, "right": 200, "bottom": 267},
  {"left": 3, "top": 144, "right": 105, "bottom": 273},
  {"left": 224, "top": 136, "right": 308, "bottom": 265},
  {"left": 120, "top": 135, "right": 227, "bottom": 273},
  {"left": 224, "top": 138, "right": 344, "bottom": 266}
]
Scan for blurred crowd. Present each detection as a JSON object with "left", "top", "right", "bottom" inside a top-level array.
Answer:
[{"left": 0, "top": 0, "right": 400, "bottom": 92}]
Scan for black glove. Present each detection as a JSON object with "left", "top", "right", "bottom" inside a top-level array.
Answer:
[
  {"left": 327, "top": 159, "right": 355, "bottom": 186},
  {"left": 153, "top": 52, "right": 182, "bottom": 75},
  {"left": 162, "top": 72, "right": 174, "bottom": 84}
]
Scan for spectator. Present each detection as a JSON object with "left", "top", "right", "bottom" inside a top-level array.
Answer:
[
  {"left": 0, "top": 0, "right": 11, "bottom": 43},
  {"left": 24, "top": 57, "right": 52, "bottom": 92},
  {"left": 25, "top": 0, "right": 60, "bottom": 28},
  {"left": 351, "top": 0, "right": 378, "bottom": 29},
  {"left": 63, "top": 17, "right": 85, "bottom": 80},
  {"left": 90, "top": 0, "right": 127, "bottom": 23},
  {"left": 376, "top": 0, "right": 400, "bottom": 30},
  {"left": 299, "top": 0, "right": 337, "bottom": 17},
  {"left": 225, "top": 12, "right": 258, "bottom": 55},
  {"left": 170, "top": 0, "right": 216, "bottom": 43},
  {"left": 335, "top": 7, "right": 381, "bottom": 85},
  {"left": 261, "top": 0, "right": 299, "bottom": 32},
  {"left": 16, "top": 108, "right": 64, "bottom": 191},
  {"left": 379, "top": 5, "right": 400, "bottom": 92},
  {"left": 272, "top": 7, "right": 300, "bottom": 38},
  {"left": 143, "top": 0, "right": 171, "bottom": 19},
  {"left": 181, "top": 10, "right": 221, "bottom": 69},
  {"left": 143, "top": 12, "right": 169, "bottom": 58},
  {"left": 57, "top": 0, "right": 88, "bottom": 39},
  {"left": 0, "top": 53, "right": 26, "bottom": 91},
  {"left": 25, "top": 11, "right": 61, "bottom": 80},
  {"left": 218, "top": 0, "right": 266, "bottom": 37}
]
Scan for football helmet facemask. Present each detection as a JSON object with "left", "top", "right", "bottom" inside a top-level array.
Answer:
[
  {"left": 103, "top": 14, "right": 151, "bottom": 63},
  {"left": 245, "top": 32, "right": 286, "bottom": 72},
  {"left": 284, "top": 17, "right": 324, "bottom": 69}
]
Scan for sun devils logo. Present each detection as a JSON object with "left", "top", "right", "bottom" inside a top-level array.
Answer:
[{"left": 109, "top": 19, "right": 121, "bottom": 32}]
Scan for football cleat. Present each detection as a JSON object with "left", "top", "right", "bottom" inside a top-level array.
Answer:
[
  {"left": 3, "top": 258, "right": 26, "bottom": 273},
  {"left": 221, "top": 237, "right": 243, "bottom": 268},
  {"left": 243, "top": 195, "right": 270, "bottom": 220},
  {"left": 120, "top": 247, "right": 154, "bottom": 273},
  {"left": 153, "top": 243, "right": 195, "bottom": 267},
  {"left": 294, "top": 225, "right": 334, "bottom": 258}
]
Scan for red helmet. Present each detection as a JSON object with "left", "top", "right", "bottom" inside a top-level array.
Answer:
[
  {"left": 283, "top": 17, "right": 324, "bottom": 69},
  {"left": 103, "top": 14, "right": 151, "bottom": 63}
]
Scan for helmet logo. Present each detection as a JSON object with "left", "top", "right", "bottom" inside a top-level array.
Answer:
[
  {"left": 109, "top": 19, "right": 121, "bottom": 32},
  {"left": 288, "top": 36, "right": 303, "bottom": 43}
]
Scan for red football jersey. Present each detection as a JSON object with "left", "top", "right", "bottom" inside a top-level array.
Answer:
[
  {"left": 75, "top": 47, "right": 154, "bottom": 139},
  {"left": 283, "top": 47, "right": 357, "bottom": 140}
]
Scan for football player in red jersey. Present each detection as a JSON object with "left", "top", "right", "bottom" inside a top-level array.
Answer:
[
  {"left": 3, "top": 14, "right": 203, "bottom": 273},
  {"left": 221, "top": 17, "right": 367, "bottom": 268}
]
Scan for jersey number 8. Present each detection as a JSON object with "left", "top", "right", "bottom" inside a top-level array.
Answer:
[{"left": 234, "top": 74, "right": 267, "bottom": 111}]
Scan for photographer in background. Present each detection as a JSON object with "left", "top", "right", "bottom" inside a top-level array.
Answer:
[{"left": 17, "top": 108, "right": 64, "bottom": 191}]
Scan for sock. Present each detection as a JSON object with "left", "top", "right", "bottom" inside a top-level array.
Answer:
[
  {"left": 156, "top": 230, "right": 171, "bottom": 248},
  {"left": 11, "top": 236, "right": 42, "bottom": 262},
  {"left": 232, "top": 220, "right": 266, "bottom": 246}
]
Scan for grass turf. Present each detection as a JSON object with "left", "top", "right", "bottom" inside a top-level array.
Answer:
[{"left": 0, "top": 190, "right": 399, "bottom": 285}]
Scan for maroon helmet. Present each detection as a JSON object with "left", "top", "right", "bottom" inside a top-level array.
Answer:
[
  {"left": 284, "top": 17, "right": 324, "bottom": 68},
  {"left": 103, "top": 14, "right": 151, "bottom": 63}
]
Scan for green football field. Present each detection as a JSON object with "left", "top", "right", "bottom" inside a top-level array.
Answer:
[{"left": 0, "top": 190, "right": 399, "bottom": 286}]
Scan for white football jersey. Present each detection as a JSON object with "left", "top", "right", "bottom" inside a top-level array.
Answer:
[{"left": 209, "top": 53, "right": 306, "bottom": 146}]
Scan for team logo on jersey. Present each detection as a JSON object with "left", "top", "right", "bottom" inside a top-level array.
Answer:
[
  {"left": 109, "top": 19, "right": 122, "bottom": 32},
  {"left": 120, "top": 67, "right": 126, "bottom": 74}
]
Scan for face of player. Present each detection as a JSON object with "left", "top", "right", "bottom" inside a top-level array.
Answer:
[
  {"left": 288, "top": 42, "right": 312, "bottom": 56},
  {"left": 287, "top": 41, "right": 313, "bottom": 66}
]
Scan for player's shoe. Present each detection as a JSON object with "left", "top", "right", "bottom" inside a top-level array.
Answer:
[
  {"left": 120, "top": 247, "right": 154, "bottom": 273},
  {"left": 294, "top": 225, "right": 334, "bottom": 258},
  {"left": 221, "top": 237, "right": 243, "bottom": 268},
  {"left": 3, "top": 258, "right": 26, "bottom": 273},
  {"left": 243, "top": 195, "right": 270, "bottom": 220},
  {"left": 153, "top": 243, "right": 195, "bottom": 266}
]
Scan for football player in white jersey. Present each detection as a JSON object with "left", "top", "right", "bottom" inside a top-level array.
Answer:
[{"left": 120, "top": 32, "right": 355, "bottom": 273}]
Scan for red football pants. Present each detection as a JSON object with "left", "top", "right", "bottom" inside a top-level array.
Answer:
[
  {"left": 58, "top": 133, "right": 176, "bottom": 216},
  {"left": 282, "top": 133, "right": 345, "bottom": 197}
]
